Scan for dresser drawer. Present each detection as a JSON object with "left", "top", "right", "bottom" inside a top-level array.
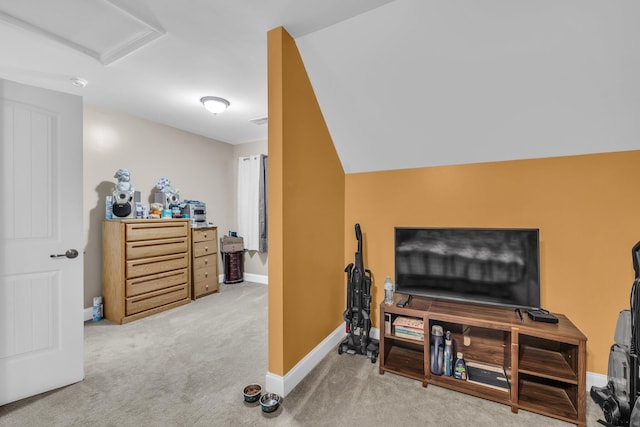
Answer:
[
  {"left": 193, "top": 240, "right": 216, "bottom": 258},
  {"left": 194, "top": 274, "right": 218, "bottom": 296},
  {"left": 126, "top": 268, "right": 188, "bottom": 297},
  {"left": 127, "top": 253, "right": 189, "bottom": 279},
  {"left": 193, "top": 254, "right": 215, "bottom": 270},
  {"left": 192, "top": 228, "right": 216, "bottom": 243},
  {"left": 126, "top": 238, "right": 188, "bottom": 260},
  {"left": 126, "top": 221, "right": 188, "bottom": 241},
  {"left": 126, "top": 283, "right": 189, "bottom": 316}
]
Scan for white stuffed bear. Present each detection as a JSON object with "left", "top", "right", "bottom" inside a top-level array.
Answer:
[{"left": 114, "top": 168, "right": 134, "bottom": 192}]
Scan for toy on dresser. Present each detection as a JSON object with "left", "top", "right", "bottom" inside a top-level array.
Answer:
[
  {"left": 110, "top": 168, "right": 139, "bottom": 218},
  {"left": 149, "top": 202, "right": 164, "bottom": 219},
  {"left": 155, "top": 176, "right": 180, "bottom": 209}
]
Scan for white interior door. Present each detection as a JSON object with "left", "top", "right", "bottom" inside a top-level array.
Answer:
[{"left": 0, "top": 78, "right": 84, "bottom": 405}]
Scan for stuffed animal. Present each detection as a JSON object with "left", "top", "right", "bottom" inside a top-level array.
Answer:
[
  {"left": 155, "top": 176, "right": 180, "bottom": 208},
  {"left": 149, "top": 202, "right": 164, "bottom": 219},
  {"left": 156, "top": 176, "right": 178, "bottom": 195},
  {"left": 114, "top": 168, "right": 134, "bottom": 192}
]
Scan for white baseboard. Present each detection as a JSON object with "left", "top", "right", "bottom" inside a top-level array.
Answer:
[
  {"left": 84, "top": 307, "right": 93, "bottom": 322},
  {"left": 219, "top": 273, "right": 268, "bottom": 285},
  {"left": 587, "top": 371, "right": 607, "bottom": 390},
  {"left": 265, "top": 323, "right": 603, "bottom": 398},
  {"left": 243, "top": 273, "right": 268, "bottom": 284},
  {"left": 266, "top": 323, "right": 346, "bottom": 397},
  {"left": 370, "top": 327, "right": 380, "bottom": 340}
]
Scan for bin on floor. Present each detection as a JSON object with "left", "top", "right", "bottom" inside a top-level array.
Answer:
[
  {"left": 221, "top": 236, "right": 244, "bottom": 284},
  {"left": 223, "top": 251, "right": 244, "bottom": 284}
]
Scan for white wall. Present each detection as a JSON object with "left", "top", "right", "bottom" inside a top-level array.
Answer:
[
  {"left": 232, "top": 140, "right": 268, "bottom": 278},
  {"left": 82, "top": 104, "right": 236, "bottom": 308}
]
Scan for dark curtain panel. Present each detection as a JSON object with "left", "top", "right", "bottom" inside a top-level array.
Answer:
[{"left": 259, "top": 154, "right": 268, "bottom": 252}]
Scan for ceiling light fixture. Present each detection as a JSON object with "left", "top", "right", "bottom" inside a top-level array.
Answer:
[{"left": 200, "top": 96, "right": 230, "bottom": 114}]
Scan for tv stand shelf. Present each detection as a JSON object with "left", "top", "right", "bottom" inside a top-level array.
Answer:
[{"left": 379, "top": 295, "right": 587, "bottom": 426}]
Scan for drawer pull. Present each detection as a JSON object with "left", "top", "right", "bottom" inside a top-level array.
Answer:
[
  {"left": 205, "top": 246, "right": 209, "bottom": 252},
  {"left": 205, "top": 272, "right": 208, "bottom": 278},
  {"left": 204, "top": 259, "right": 208, "bottom": 264},
  {"left": 203, "top": 233, "right": 208, "bottom": 239}
]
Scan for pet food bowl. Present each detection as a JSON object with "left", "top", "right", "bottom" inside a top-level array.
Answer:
[
  {"left": 243, "top": 384, "right": 262, "bottom": 403},
  {"left": 259, "top": 392, "right": 281, "bottom": 413}
]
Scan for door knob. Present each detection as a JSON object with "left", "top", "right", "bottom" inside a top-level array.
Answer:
[{"left": 50, "top": 249, "right": 79, "bottom": 259}]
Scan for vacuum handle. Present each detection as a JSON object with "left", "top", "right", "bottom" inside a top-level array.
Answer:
[{"left": 355, "top": 223, "right": 362, "bottom": 253}]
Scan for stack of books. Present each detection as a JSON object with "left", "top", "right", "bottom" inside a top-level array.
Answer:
[{"left": 392, "top": 316, "right": 424, "bottom": 341}]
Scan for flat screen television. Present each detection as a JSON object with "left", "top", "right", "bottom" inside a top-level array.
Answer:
[{"left": 395, "top": 227, "right": 540, "bottom": 310}]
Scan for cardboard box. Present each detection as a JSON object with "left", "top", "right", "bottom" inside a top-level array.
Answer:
[{"left": 221, "top": 236, "right": 244, "bottom": 252}]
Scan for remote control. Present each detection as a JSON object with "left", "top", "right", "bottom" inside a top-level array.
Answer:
[{"left": 396, "top": 295, "right": 412, "bottom": 308}]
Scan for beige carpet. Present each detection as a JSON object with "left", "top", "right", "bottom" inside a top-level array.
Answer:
[{"left": 0, "top": 281, "right": 602, "bottom": 426}]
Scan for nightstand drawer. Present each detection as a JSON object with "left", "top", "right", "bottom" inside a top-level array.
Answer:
[
  {"left": 192, "top": 228, "right": 216, "bottom": 243},
  {"left": 194, "top": 265, "right": 216, "bottom": 283},
  {"left": 127, "top": 253, "right": 189, "bottom": 279},
  {"left": 194, "top": 274, "right": 218, "bottom": 296},
  {"left": 193, "top": 255, "right": 215, "bottom": 270},
  {"left": 126, "top": 221, "right": 188, "bottom": 241},
  {"left": 126, "top": 268, "right": 188, "bottom": 297},
  {"left": 126, "top": 238, "right": 188, "bottom": 260},
  {"left": 193, "top": 240, "right": 216, "bottom": 257},
  {"left": 126, "top": 283, "right": 189, "bottom": 315}
]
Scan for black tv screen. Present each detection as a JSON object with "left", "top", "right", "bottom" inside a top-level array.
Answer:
[{"left": 395, "top": 227, "right": 541, "bottom": 310}]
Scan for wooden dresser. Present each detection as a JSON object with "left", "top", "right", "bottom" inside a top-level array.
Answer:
[
  {"left": 102, "top": 219, "right": 191, "bottom": 324},
  {"left": 191, "top": 226, "right": 219, "bottom": 299}
]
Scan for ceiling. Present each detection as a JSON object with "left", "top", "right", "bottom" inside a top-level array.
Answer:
[
  {"left": 0, "top": 0, "right": 394, "bottom": 144},
  {"left": 0, "top": 0, "right": 638, "bottom": 174}
]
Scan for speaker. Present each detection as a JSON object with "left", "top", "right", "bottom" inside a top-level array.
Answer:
[
  {"left": 154, "top": 191, "right": 179, "bottom": 208},
  {"left": 112, "top": 190, "right": 140, "bottom": 218}
]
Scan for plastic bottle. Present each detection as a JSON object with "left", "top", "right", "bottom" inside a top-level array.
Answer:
[
  {"left": 453, "top": 352, "right": 467, "bottom": 380},
  {"left": 384, "top": 276, "right": 394, "bottom": 305},
  {"left": 105, "top": 196, "right": 113, "bottom": 219},
  {"left": 430, "top": 325, "right": 444, "bottom": 375},
  {"left": 93, "top": 296, "right": 103, "bottom": 322},
  {"left": 443, "top": 331, "right": 453, "bottom": 376}
]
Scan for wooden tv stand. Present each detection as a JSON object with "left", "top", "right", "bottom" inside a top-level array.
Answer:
[{"left": 379, "top": 295, "right": 587, "bottom": 426}]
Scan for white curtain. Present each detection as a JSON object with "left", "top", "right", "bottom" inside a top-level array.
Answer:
[{"left": 237, "top": 156, "right": 260, "bottom": 251}]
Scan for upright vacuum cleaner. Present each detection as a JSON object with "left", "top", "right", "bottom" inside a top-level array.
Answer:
[
  {"left": 338, "top": 223, "right": 379, "bottom": 363},
  {"left": 591, "top": 241, "right": 640, "bottom": 426}
]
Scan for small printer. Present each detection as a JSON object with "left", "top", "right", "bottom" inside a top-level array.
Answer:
[{"left": 181, "top": 201, "right": 207, "bottom": 227}]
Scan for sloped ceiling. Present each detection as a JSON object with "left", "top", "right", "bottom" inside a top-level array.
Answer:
[
  {"left": 297, "top": 0, "right": 640, "bottom": 173},
  {"left": 0, "top": 0, "right": 638, "bottom": 174}
]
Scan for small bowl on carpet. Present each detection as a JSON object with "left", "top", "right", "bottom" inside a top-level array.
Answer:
[
  {"left": 259, "top": 392, "right": 281, "bottom": 413},
  {"left": 243, "top": 384, "right": 262, "bottom": 403}
]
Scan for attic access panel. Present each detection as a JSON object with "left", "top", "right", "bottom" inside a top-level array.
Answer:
[{"left": 0, "top": 0, "right": 165, "bottom": 65}]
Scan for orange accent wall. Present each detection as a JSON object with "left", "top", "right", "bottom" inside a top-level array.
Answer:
[
  {"left": 267, "top": 27, "right": 346, "bottom": 375},
  {"left": 268, "top": 24, "right": 637, "bottom": 376},
  {"left": 345, "top": 150, "right": 640, "bottom": 374}
]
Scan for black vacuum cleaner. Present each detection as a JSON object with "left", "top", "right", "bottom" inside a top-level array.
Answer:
[{"left": 338, "top": 223, "right": 379, "bottom": 363}]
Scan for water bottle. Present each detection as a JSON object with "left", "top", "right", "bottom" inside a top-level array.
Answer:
[
  {"left": 384, "top": 276, "right": 394, "bottom": 305},
  {"left": 443, "top": 331, "right": 453, "bottom": 376}
]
